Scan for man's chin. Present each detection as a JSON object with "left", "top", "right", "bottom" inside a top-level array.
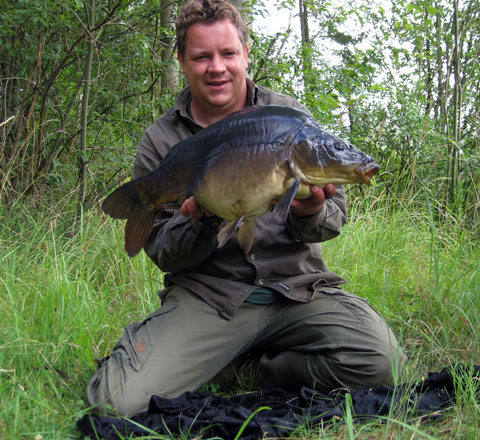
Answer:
[{"left": 206, "top": 97, "right": 237, "bottom": 111}]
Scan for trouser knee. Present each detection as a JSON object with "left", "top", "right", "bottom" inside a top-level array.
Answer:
[
  {"left": 86, "top": 352, "right": 149, "bottom": 417},
  {"left": 312, "top": 345, "right": 407, "bottom": 393},
  {"left": 223, "top": 345, "right": 407, "bottom": 394}
]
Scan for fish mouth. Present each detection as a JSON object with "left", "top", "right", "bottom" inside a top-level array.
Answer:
[{"left": 354, "top": 163, "right": 380, "bottom": 185}]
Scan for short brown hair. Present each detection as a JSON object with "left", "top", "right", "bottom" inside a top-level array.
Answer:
[{"left": 176, "top": 0, "right": 249, "bottom": 58}]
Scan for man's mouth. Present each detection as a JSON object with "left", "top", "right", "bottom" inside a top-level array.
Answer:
[{"left": 206, "top": 80, "right": 230, "bottom": 88}]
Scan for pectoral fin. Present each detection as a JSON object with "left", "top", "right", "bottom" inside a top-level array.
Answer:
[
  {"left": 217, "top": 216, "right": 244, "bottom": 248},
  {"left": 237, "top": 220, "right": 256, "bottom": 254},
  {"left": 273, "top": 179, "right": 299, "bottom": 222}
]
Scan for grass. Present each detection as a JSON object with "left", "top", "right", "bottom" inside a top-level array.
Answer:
[{"left": 1, "top": 187, "right": 479, "bottom": 439}]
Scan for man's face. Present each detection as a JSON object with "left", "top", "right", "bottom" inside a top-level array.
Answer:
[{"left": 178, "top": 19, "right": 249, "bottom": 119}]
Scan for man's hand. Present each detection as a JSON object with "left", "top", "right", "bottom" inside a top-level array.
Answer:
[
  {"left": 181, "top": 197, "right": 214, "bottom": 220},
  {"left": 290, "top": 183, "right": 336, "bottom": 217}
]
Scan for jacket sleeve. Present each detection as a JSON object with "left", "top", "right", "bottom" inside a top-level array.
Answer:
[
  {"left": 285, "top": 186, "right": 347, "bottom": 243},
  {"left": 142, "top": 211, "right": 223, "bottom": 272}
]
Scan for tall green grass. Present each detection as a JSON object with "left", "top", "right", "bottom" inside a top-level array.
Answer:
[
  {"left": 1, "top": 193, "right": 161, "bottom": 439},
  {"left": 1, "top": 188, "right": 479, "bottom": 439}
]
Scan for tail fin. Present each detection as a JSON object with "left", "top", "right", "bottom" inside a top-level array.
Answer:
[
  {"left": 102, "top": 180, "right": 139, "bottom": 219},
  {"left": 124, "top": 205, "right": 155, "bottom": 257},
  {"left": 102, "top": 180, "right": 155, "bottom": 257}
]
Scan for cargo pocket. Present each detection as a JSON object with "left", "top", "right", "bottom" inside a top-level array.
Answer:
[{"left": 116, "top": 302, "right": 178, "bottom": 373}]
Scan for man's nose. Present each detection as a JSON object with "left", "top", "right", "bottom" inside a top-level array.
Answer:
[{"left": 207, "top": 54, "right": 226, "bottom": 73}]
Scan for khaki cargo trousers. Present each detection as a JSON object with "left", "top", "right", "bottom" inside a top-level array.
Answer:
[{"left": 87, "top": 286, "right": 406, "bottom": 416}]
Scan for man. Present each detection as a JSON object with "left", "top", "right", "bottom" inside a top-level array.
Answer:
[{"left": 87, "top": 0, "right": 406, "bottom": 417}]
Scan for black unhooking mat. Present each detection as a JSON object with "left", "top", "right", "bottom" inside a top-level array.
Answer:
[{"left": 78, "top": 364, "right": 480, "bottom": 439}]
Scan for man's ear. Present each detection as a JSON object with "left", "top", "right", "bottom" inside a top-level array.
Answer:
[{"left": 177, "top": 52, "right": 186, "bottom": 74}]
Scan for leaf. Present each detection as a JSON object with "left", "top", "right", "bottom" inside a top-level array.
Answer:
[{"left": 426, "top": 5, "right": 441, "bottom": 16}]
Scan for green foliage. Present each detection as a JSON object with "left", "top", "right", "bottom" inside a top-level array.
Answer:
[{"left": 1, "top": 0, "right": 179, "bottom": 207}]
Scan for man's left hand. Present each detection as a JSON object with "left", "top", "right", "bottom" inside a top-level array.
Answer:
[{"left": 290, "top": 183, "right": 336, "bottom": 217}]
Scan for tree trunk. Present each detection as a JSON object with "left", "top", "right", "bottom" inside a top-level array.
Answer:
[
  {"left": 79, "top": 0, "right": 95, "bottom": 207},
  {"left": 298, "top": 0, "right": 312, "bottom": 94},
  {"left": 159, "top": 0, "right": 179, "bottom": 109},
  {"left": 449, "top": 0, "right": 461, "bottom": 208}
]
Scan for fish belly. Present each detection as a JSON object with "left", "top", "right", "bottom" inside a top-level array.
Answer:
[{"left": 193, "top": 149, "right": 289, "bottom": 221}]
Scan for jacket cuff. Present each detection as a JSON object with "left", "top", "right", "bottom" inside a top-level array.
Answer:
[{"left": 288, "top": 203, "right": 327, "bottom": 226}]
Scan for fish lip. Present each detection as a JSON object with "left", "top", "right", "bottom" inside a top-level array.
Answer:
[{"left": 354, "top": 162, "right": 380, "bottom": 185}]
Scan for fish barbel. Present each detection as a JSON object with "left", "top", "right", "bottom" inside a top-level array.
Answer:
[{"left": 102, "top": 105, "right": 380, "bottom": 256}]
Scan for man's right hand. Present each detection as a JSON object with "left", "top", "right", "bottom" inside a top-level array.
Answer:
[{"left": 180, "top": 197, "right": 213, "bottom": 220}]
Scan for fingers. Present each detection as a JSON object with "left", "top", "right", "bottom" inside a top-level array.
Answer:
[
  {"left": 181, "top": 197, "right": 203, "bottom": 220},
  {"left": 181, "top": 197, "right": 214, "bottom": 220},
  {"left": 290, "top": 183, "right": 336, "bottom": 217},
  {"left": 323, "top": 183, "right": 336, "bottom": 199},
  {"left": 309, "top": 185, "right": 326, "bottom": 206}
]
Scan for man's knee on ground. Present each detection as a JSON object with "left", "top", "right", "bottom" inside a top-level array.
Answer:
[
  {"left": 325, "top": 346, "right": 405, "bottom": 391},
  {"left": 88, "top": 379, "right": 149, "bottom": 417},
  {"left": 306, "top": 342, "right": 406, "bottom": 394},
  {"left": 87, "top": 361, "right": 151, "bottom": 417}
]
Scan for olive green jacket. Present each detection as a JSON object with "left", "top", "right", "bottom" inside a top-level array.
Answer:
[{"left": 133, "top": 79, "right": 347, "bottom": 319}]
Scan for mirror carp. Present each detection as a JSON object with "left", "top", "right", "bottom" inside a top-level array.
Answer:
[{"left": 102, "top": 105, "right": 380, "bottom": 256}]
